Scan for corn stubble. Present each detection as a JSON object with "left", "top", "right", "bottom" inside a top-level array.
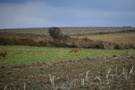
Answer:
[{"left": 0, "top": 53, "right": 135, "bottom": 90}]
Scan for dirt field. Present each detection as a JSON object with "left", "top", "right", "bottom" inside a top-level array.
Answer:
[{"left": 0, "top": 53, "right": 135, "bottom": 90}]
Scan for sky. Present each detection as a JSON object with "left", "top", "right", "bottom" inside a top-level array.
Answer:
[{"left": 0, "top": 0, "right": 135, "bottom": 28}]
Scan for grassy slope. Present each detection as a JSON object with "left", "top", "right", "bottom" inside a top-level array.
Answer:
[
  {"left": 73, "top": 32, "right": 135, "bottom": 44},
  {"left": 0, "top": 46, "right": 135, "bottom": 65},
  {"left": 1, "top": 27, "right": 133, "bottom": 35}
]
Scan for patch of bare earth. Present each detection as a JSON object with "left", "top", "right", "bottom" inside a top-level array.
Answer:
[{"left": 0, "top": 54, "right": 135, "bottom": 90}]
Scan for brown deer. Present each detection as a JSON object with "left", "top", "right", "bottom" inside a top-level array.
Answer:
[
  {"left": 0, "top": 51, "right": 7, "bottom": 58},
  {"left": 69, "top": 48, "right": 81, "bottom": 53}
]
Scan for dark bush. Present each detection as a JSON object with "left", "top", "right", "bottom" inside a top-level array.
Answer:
[
  {"left": 19, "top": 38, "right": 35, "bottom": 45},
  {"left": 48, "top": 27, "right": 69, "bottom": 41},
  {"left": 48, "top": 27, "right": 62, "bottom": 40},
  {"left": 0, "top": 37, "right": 9, "bottom": 45},
  {"left": 0, "top": 37, "right": 36, "bottom": 46},
  {"left": 49, "top": 39, "right": 68, "bottom": 47}
]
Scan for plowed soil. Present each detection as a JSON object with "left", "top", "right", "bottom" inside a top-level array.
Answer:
[{"left": 0, "top": 53, "right": 135, "bottom": 90}]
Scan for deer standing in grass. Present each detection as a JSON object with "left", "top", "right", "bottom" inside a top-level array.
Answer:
[
  {"left": 69, "top": 36, "right": 81, "bottom": 53},
  {"left": 69, "top": 48, "right": 81, "bottom": 53},
  {"left": 0, "top": 51, "right": 7, "bottom": 58}
]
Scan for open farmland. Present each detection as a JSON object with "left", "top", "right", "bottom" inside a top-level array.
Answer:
[
  {"left": 0, "top": 27, "right": 135, "bottom": 49},
  {"left": 0, "top": 27, "right": 135, "bottom": 36},
  {"left": 74, "top": 32, "right": 135, "bottom": 45},
  {"left": 0, "top": 27, "right": 135, "bottom": 90},
  {"left": 0, "top": 47, "right": 135, "bottom": 89}
]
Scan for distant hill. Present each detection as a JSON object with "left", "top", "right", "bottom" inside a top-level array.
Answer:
[{"left": 0, "top": 27, "right": 135, "bottom": 36}]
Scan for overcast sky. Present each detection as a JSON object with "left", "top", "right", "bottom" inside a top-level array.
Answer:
[{"left": 0, "top": 0, "right": 135, "bottom": 28}]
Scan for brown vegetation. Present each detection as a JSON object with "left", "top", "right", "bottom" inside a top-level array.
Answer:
[
  {"left": 0, "top": 51, "right": 7, "bottom": 58},
  {"left": 0, "top": 27, "right": 134, "bottom": 35},
  {"left": 0, "top": 27, "right": 135, "bottom": 49},
  {"left": 83, "top": 32, "right": 135, "bottom": 45}
]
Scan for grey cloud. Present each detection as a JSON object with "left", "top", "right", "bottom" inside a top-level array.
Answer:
[{"left": 0, "top": 0, "right": 135, "bottom": 28}]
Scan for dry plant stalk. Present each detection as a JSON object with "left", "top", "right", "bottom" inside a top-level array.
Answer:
[
  {"left": 72, "top": 79, "right": 77, "bottom": 87},
  {"left": 129, "top": 65, "right": 134, "bottom": 74},
  {"left": 121, "top": 67, "right": 128, "bottom": 80},
  {"left": 96, "top": 76, "right": 102, "bottom": 85},
  {"left": 115, "top": 65, "right": 118, "bottom": 77},
  {"left": 69, "top": 79, "right": 77, "bottom": 88},
  {"left": 106, "top": 68, "right": 111, "bottom": 79},
  {"left": 49, "top": 74, "right": 55, "bottom": 86},
  {"left": 81, "top": 79, "right": 85, "bottom": 86},
  {"left": 24, "top": 83, "right": 26, "bottom": 90},
  {"left": 4, "top": 85, "right": 7, "bottom": 90},
  {"left": 85, "top": 71, "right": 90, "bottom": 82},
  {"left": 122, "top": 67, "right": 125, "bottom": 75}
]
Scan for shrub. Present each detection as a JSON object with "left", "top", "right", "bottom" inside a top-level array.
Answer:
[
  {"left": 48, "top": 27, "right": 69, "bottom": 41},
  {"left": 0, "top": 37, "right": 9, "bottom": 45},
  {"left": 48, "top": 27, "right": 62, "bottom": 40}
]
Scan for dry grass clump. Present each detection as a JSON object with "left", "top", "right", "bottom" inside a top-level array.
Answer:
[
  {"left": 77, "top": 32, "right": 135, "bottom": 49},
  {"left": 1, "top": 28, "right": 135, "bottom": 49}
]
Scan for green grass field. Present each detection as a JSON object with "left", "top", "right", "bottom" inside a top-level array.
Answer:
[{"left": 0, "top": 45, "right": 135, "bottom": 65}]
